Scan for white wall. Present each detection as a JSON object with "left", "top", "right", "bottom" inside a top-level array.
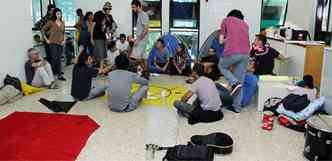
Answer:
[
  {"left": 286, "top": 0, "right": 316, "bottom": 37},
  {"left": 0, "top": 0, "right": 32, "bottom": 85},
  {"left": 75, "top": 0, "right": 132, "bottom": 36},
  {"left": 199, "top": 0, "right": 262, "bottom": 46}
]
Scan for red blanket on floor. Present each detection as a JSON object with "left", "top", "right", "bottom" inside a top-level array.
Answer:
[{"left": 0, "top": 112, "right": 99, "bottom": 161}]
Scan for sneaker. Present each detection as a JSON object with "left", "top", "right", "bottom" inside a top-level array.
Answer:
[
  {"left": 226, "top": 106, "right": 240, "bottom": 113},
  {"left": 58, "top": 76, "right": 66, "bottom": 81},
  {"left": 230, "top": 83, "right": 242, "bottom": 96}
]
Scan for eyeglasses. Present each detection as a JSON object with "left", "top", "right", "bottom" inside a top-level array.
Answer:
[{"left": 103, "top": 8, "right": 112, "bottom": 11}]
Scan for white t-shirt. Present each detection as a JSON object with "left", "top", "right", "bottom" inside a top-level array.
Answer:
[
  {"left": 190, "top": 76, "right": 222, "bottom": 111},
  {"left": 116, "top": 40, "right": 129, "bottom": 52}
]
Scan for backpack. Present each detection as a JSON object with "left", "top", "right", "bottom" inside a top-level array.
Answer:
[
  {"left": 162, "top": 144, "right": 214, "bottom": 161},
  {"left": 282, "top": 94, "right": 310, "bottom": 113},
  {"left": 4, "top": 75, "right": 22, "bottom": 92}
]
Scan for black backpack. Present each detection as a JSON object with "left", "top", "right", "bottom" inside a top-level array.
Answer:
[
  {"left": 282, "top": 94, "right": 310, "bottom": 113},
  {"left": 4, "top": 75, "right": 22, "bottom": 92},
  {"left": 163, "top": 144, "right": 214, "bottom": 161}
]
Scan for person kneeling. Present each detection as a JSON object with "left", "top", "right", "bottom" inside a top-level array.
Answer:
[
  {"left": 71, "top": 53, "right": 107, "bottom": 101},
  {"left": 25, "top": 48, "right": 57, "bottom": 89},
  {"left": 174, "top": 64, "right": 224, "bottom": 125},
  {"left": 107, "top": 54, "right": 149, "bottom": 112}
]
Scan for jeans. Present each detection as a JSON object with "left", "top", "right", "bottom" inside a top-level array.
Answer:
[
  {"left": 84, "top": 84, "right": 107, "bottom": 101},
  {"left": 218, "top": 54, "right": 249, "bottom": 112},
  {"left": 115, "top": 85, "right": 149, "bottom": 112},
  {"left": 31, "top": 62, "right": 55, "bottom": 87},
  {"left": 174, "top": 100, "right": 198, "bottom": 118},
  {"left": 49, "top": 44, "right": 63, "bottom": 75}
]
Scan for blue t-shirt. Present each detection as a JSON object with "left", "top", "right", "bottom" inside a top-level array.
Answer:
[{"left": 155, "top": 48, "right": 171, "bottom": 65}]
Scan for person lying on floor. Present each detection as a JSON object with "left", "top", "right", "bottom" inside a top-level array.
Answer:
[
  {"left": 107, "top": 54, "right": 149, "bottom": 112},
  {"left": 71, "top": 53, "right": 108, "bottom": 101},
  {"left": 250, "top": 34, "right": 287, "bottom": 76},
  {"left": 169, "top": 43, "right": 191, "bottom": 76},
  {"left": 174, "top": 64, "right": 224, "bottom": 125},
  {"left": 149, "top": 38, "right": 172, "bottom": 74},
  {"left": 25, "top": 48, "right": 57, "bottom": 89}
]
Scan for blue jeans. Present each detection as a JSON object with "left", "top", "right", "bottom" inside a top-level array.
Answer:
[
  {"left": 218, "top": 54, "right": 249, "bottom": 112},
  {"left": 84, "top": 84, "right": 107, "bottom": 101}
]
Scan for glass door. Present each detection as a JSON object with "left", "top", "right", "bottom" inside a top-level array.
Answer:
[{"left": 169, "top": 0, "right": 200, "bottom": 59}]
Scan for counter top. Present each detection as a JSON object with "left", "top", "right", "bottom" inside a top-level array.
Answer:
[{"left": 267, "top": 36, "right": 325, "bottom": 47}]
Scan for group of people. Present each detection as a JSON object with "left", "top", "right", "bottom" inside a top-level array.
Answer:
[{"left": 26, "top": 1, "right": 288, "bottom": 122}]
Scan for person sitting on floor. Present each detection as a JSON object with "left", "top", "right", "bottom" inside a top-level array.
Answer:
[
  {"left": 199, "top": 47, "right": 221, "bottom": 81},
  {"left": 25, "top": 48, "right": 57, "bottom": 89},
  {"left": 116, "top": 33, "right": 129, "bottom": 54},
  {"left": 150, "top": 38, "right": 172, "bottom": 74},
  {"left": 169, "top": 43, "right": 191, "bottom": 76},
  {"left": 250, "top": 34, "right": 287, "bottom": 76},
  {"left": 107, "top": 54, "right": 149, "bottom": 112},
  {"left": 106, "top": 41, "right": 120, "bottom": 67},
  {"left": 174, "top": 64, "right": 224, "bottom": 125},
  {"left": 71, "top": 53, "right": 107, "bottom": 101}
]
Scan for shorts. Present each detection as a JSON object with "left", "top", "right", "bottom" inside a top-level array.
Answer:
[
  {"left": 131, "top": 41, "right": 148, "bottom": 59},
  {"left": 93, "top": 39, "right": 107, "bottom": 61}
]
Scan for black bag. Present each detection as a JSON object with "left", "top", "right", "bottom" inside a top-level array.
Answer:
[
  {"left": 263, "top": 97, "right": 283, "bottom": 115},
  {"left": 4, "top": 75, "right": 22, "bottom": 92},
  {"left": 282, "top": 94, "right": 310, "bottom": 113},
  {"left": 163, "top": 144, "right": 214, "bottom": 161}
]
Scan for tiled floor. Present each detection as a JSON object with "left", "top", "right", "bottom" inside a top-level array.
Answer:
[{"left": 0, "top": 66, "right": 308, "bottom": 161}]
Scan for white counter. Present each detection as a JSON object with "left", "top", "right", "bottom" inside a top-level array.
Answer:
[{"left": 320, "top": 48, "right": 332, "bottom": 115}]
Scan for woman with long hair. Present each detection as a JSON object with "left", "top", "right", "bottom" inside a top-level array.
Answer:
[
  {"left": 79, "top": 11, "right": 94, "bottom": 55},
  {"left": 41, "top": 8, "right": 66, "bottom": 81}
]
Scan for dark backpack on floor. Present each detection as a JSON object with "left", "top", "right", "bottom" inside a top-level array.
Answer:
[
  {"left": 282, "top": 94, "right": 310, "bottom": 113},
  {"left": 162, "top": 144, "right": 214, "bottom": 161},
  {"left": 4, "top": 75, "right": 22, "bottom": 92}
]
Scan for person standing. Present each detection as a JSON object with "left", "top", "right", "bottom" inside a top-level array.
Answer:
[
  {"left": 41, "top": 8, "right": 66, "bottom": 81},
  {"left": 131, "top": 0, "right": 149, "bottom": 72},
  {"left": 218, "top": 10, "right": 250, "bottom": 113},
  {"left": 103, "top": 2, "right": 118, "bottom": 40},
  {"left": 79, "top": 11, "right": 94, "bottom": 55},
  {"left": 91, "top": 11, "right": 107, "bottom": 67},
  {"left": 74, "top": 8, "right": 84, "bottom": 47},
  {"left": 35, "top": 4, "right": 56, "bottom": 63}
]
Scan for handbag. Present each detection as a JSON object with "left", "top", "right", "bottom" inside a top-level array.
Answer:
[{"left": 162, "top": 144, "right": 214, "bottom": 161}]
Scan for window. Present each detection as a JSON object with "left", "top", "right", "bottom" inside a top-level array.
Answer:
[
  {"left": 31, "top": 0, "right": 43, "bottom": 26},
  {"left": 54, "top": 0, "right": 76, "bottom": 27},
  {"left": 170, "top": 0, "right": 199, "bottom": 29},
  {"left": 261, "top": 0, "right": 288, "bottom": 30},
  {"left": 143, "top": 0, "right": 162, "bottom": 28},
  {"left": 170, "top": 0, "right": 200, "bottom": 59}
]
